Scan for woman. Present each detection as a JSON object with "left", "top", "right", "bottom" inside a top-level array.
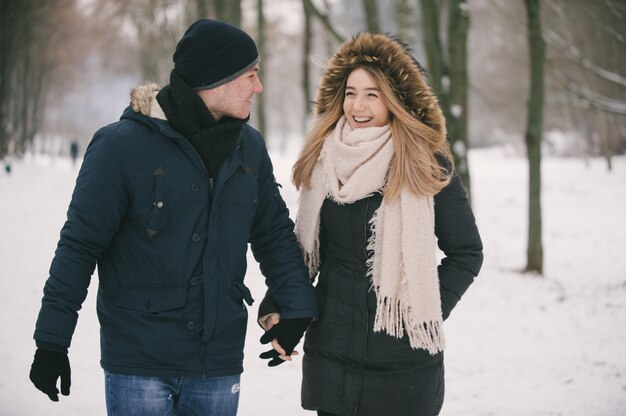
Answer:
[{"left": 259, "top": 32, "right": 483, "bottom": 416}]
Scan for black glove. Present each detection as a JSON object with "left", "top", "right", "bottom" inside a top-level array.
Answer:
[
  {"left": 259, "top": 317, "right": 310, "bottom": 367},
  {"left": 29, "top": 348, "right": 71, "bottom": 401}
]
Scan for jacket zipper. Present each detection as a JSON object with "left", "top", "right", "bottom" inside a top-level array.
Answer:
[
  {"left": 363, "top": 198, "right": 371, "bottom": 260},
  {"left": 354, "top": 198, "right": 371, "bottom": 416},
  {"left": 204, "top": 147, "right": 241, "bottom": 341}
]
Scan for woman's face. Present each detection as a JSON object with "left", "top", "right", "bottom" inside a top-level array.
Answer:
[{"left": 343, "top": 67, "right": 391, "bottom": 130}]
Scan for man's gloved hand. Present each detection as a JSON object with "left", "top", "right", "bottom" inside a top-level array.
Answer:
[
  {"left": 259, "top": 317, "right": 310, "bottom": 367},
  {"left": 29, "top": 348, "right": 71, "bottom": 401}
]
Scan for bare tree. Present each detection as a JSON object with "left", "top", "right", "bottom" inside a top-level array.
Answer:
[
  {"left": 194, "top": 0, "right": 214, "bottom": 19},
  {"left": 94, "top": 0, "right": 187, "bottom": 85},
  {"left": 1, "top": 0, "right": 86, "bottom": 159},
  {"left": 361, "top": 0, "right": 381, "bottom": 32},
  {"left": 447, "top": 0, "right": 471, "bottom": 195},
  {"left": 300, "top": 0, "right": 347, "bottom": 131},
  {"left": 256, "top": 0, "right": 267, "bottom": 138},
  {"left": 0, "top": 0, "right": 24, "bottom": 158},
  {"left": 419, "top": 0, "right": 445, "bottom": 98},
  {"left": 302, "top": 0, "right": 346, "bottom": 43},
  {"left": 214, "top": 0, "right": 241, "bottom": 26},
  {"left": 543, "top": 0, "right": 626, "bottom": 166},
  {"left": 419, "top": 0, "right": 473, "bottom": 199},
  {"left": 524, "top": 0, "right": 545, "bottom": 274},
  {"left": 302, "top": 0, "right": 314, "bottom": 118},
  {"left": 394, "top": 0, "right": 415, "bottom": 45}
]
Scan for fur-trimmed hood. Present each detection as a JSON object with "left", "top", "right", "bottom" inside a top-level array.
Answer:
[
  {"left": 129, "top": 82, "right": 167, "bottom": 120},
  {"left": 315, "top": 32, "right": 446, "bottom": 137}
]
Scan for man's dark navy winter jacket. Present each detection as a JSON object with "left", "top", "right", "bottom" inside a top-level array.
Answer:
[{"left": 34, "top": 90, "right": 317, "bottom": 377}]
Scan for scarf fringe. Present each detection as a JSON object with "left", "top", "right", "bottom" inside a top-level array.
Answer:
[
  {"left": 373, "top": 295, "right": 446, "bottom": 354},
  {"left": 303, "top": 241, "right": 320, "bottom": 280},
  {"left": 365, "top": 207, "right": 379, "bottom": 283},
  {"left": 367, "top": 200, "right": 444, "bottom": 354}
]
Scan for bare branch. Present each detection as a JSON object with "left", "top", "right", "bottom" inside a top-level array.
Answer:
[
  {"left": 302, "top": 0, "right": 346, "bottom": 43},
  {"left": 550, "top": 68, "right": 626, "bottom": 115},
  {"left": 566, "top": 82, "right": 626, "bottom": 114},
  {"left": 544, "top": 28, "right": 626, "bottom": 88},
  {"left": 585, "top": 4, "right": 625, "bottom": 44},
  {"left": 604, "top": 0, "right": 625, "bottom": 20}
]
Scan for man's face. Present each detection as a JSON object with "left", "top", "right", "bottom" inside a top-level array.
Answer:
[{"left": 197, "top": 64, "right": 263, "bottom": 121}]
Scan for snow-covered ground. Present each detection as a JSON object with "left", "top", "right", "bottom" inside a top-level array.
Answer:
[{"left": 1, "top": 146, "right": 625, "bottom": 415}]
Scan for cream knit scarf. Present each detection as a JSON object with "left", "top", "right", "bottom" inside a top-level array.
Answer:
[{"left": 295, "top": 117, "right": 445, "bottom": 354}]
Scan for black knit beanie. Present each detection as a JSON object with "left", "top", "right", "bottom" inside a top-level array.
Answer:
[{"left": 173, "top": 19, "right": 259, "bottom": 90}]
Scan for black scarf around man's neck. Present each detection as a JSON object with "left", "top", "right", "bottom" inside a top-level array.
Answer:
[{"left": 156, "top": 70, "right": 246, "bottom": 178}]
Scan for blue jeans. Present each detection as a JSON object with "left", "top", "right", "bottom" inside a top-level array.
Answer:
[{"left": 104, "top": 371, "right": 241, "bottom": 416}]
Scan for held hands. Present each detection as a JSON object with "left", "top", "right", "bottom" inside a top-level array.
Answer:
[
  {"left": 29, "top": 348, "right": 71, "bottom": 401},
  {"left": 259, "top": 317, "right": 310, "bottom": 367}
]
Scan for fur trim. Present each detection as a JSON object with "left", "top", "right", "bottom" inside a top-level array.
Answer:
[
  {"left": 130, "top": 82, "right": 166, "bottom": 120},
  {"left": 315, "top": 33, "right": 446, "bottom": 138}
]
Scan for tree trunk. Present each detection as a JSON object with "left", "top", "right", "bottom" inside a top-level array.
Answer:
[
  {"left": 447, "top": 0, "right": 471, "bottom": 199},
  {"left": 596, "top": 109, "right": 612, "bottom": 171},
  {"left": 420, "top": 0, "right": 473, "bottom": 200},
  {"left": 125, "top": 1, "right": 185, "bottom": 84},
  {"left": 194, "top": 0, "right": 214, "bottom": 19},
  {"left": 419, "top": 0, "right": 445, "bottom": 98},
  {"left": 256, "top": 0, "right": 266, "bottom": 138},
  {"left": 361, "top": 0, "right": 381, "bottom": 33},
  {"left": 228, "top": 0, "right": 242, "bottom": 27},
  {"left": 214, "top": 0, "right": 241, "bottom": 26},
  {"left": 302, "top": 0, "right": 313, "bottom": 120},
  {"left": 524, "top": 0, "right": 544, "bottom": 274},
  {"left": 214, "top": 0, "right": 226, "bottom": 21},
  {"left": 19, "top": 33, "right": 33, "bottom": 156},
  {"left": 394, "top": 0, "right": 415, "bottom": 45},
  {"left": 0, "top": 0, "right": 27, "bottom": 159}
]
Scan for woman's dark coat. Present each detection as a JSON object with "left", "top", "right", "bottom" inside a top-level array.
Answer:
[
  {"left": 34, "top": 84, "right": 317, "bottom": 377},
  {"left": 260, "top": 172, "right": 482, "bottom": 416},
  {"left": 304, "top": 173, "right": 482, "bottom": 416}
]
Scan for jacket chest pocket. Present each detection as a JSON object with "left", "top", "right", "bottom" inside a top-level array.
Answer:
[
  {"left": 147, "top": 174, "right": 167, "bottom": 235},
  {"left": 145, "top": 171, "right": 208, "bottom": 237}
]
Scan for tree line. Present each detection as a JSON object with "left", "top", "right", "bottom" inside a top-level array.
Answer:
[{"left": 1, "top": 0, "right": 625, "bottom": 274}]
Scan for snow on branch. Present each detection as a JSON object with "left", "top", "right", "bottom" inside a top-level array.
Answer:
[
  {"left": 545, "top": 28, "right": 626, "bottom": 88},
  {"left": 586, "top": 5, "right": 625, "bottom": 44},
  {"left": 566, "top": 82, "right": 626, "bottom": 115},
  {"left": 604, "top": 0, "right": 625, "bottom": 20}
]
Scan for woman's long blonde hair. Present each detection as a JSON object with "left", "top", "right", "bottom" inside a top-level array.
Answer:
[{"left": 293, "top": 64, "right": 454, "bottom": 200}]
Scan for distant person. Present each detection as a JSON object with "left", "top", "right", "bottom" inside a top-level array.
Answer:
[
  {"left": 3, "top": 160, "right": 10, "bottom": 175},
  {"left": 258, "top": 33, "right": 483, "bottom": 416},
  {"left": 29, "top": 19, "right": 316, "bottom": 415},
  {"left": 69, "top": 140, "right": 79, "bottom": 165}
]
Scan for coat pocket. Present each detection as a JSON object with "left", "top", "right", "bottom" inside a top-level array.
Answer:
[
  {"left": 114, "top": 286, "right": 187, "bottom": 313},
  {"left": 230, "top": 282, "right": 254, "bottom": 307}
]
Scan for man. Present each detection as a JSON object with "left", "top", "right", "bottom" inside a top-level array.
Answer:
[{"left": 29, "top": 19, "right": 316, "bottom": 415}]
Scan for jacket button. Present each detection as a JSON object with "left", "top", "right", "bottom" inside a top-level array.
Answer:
[
  {"left": 192, "top": 233, "right": 201, "bottom": 242},
  {"left": 191, "top": 183, "right": 199, "bottom": 192},
  {"left": 253, "top": 198, "right": 258, "bottom": 206},
  {"left": 190, "top": 277, "right": 199, "bottom": 285},
  {"left": 155, "top": 201, "right": 164, "bottom": 208},
  {"left": 187, "top": 321, "right": 196, "bottom": 330}
]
